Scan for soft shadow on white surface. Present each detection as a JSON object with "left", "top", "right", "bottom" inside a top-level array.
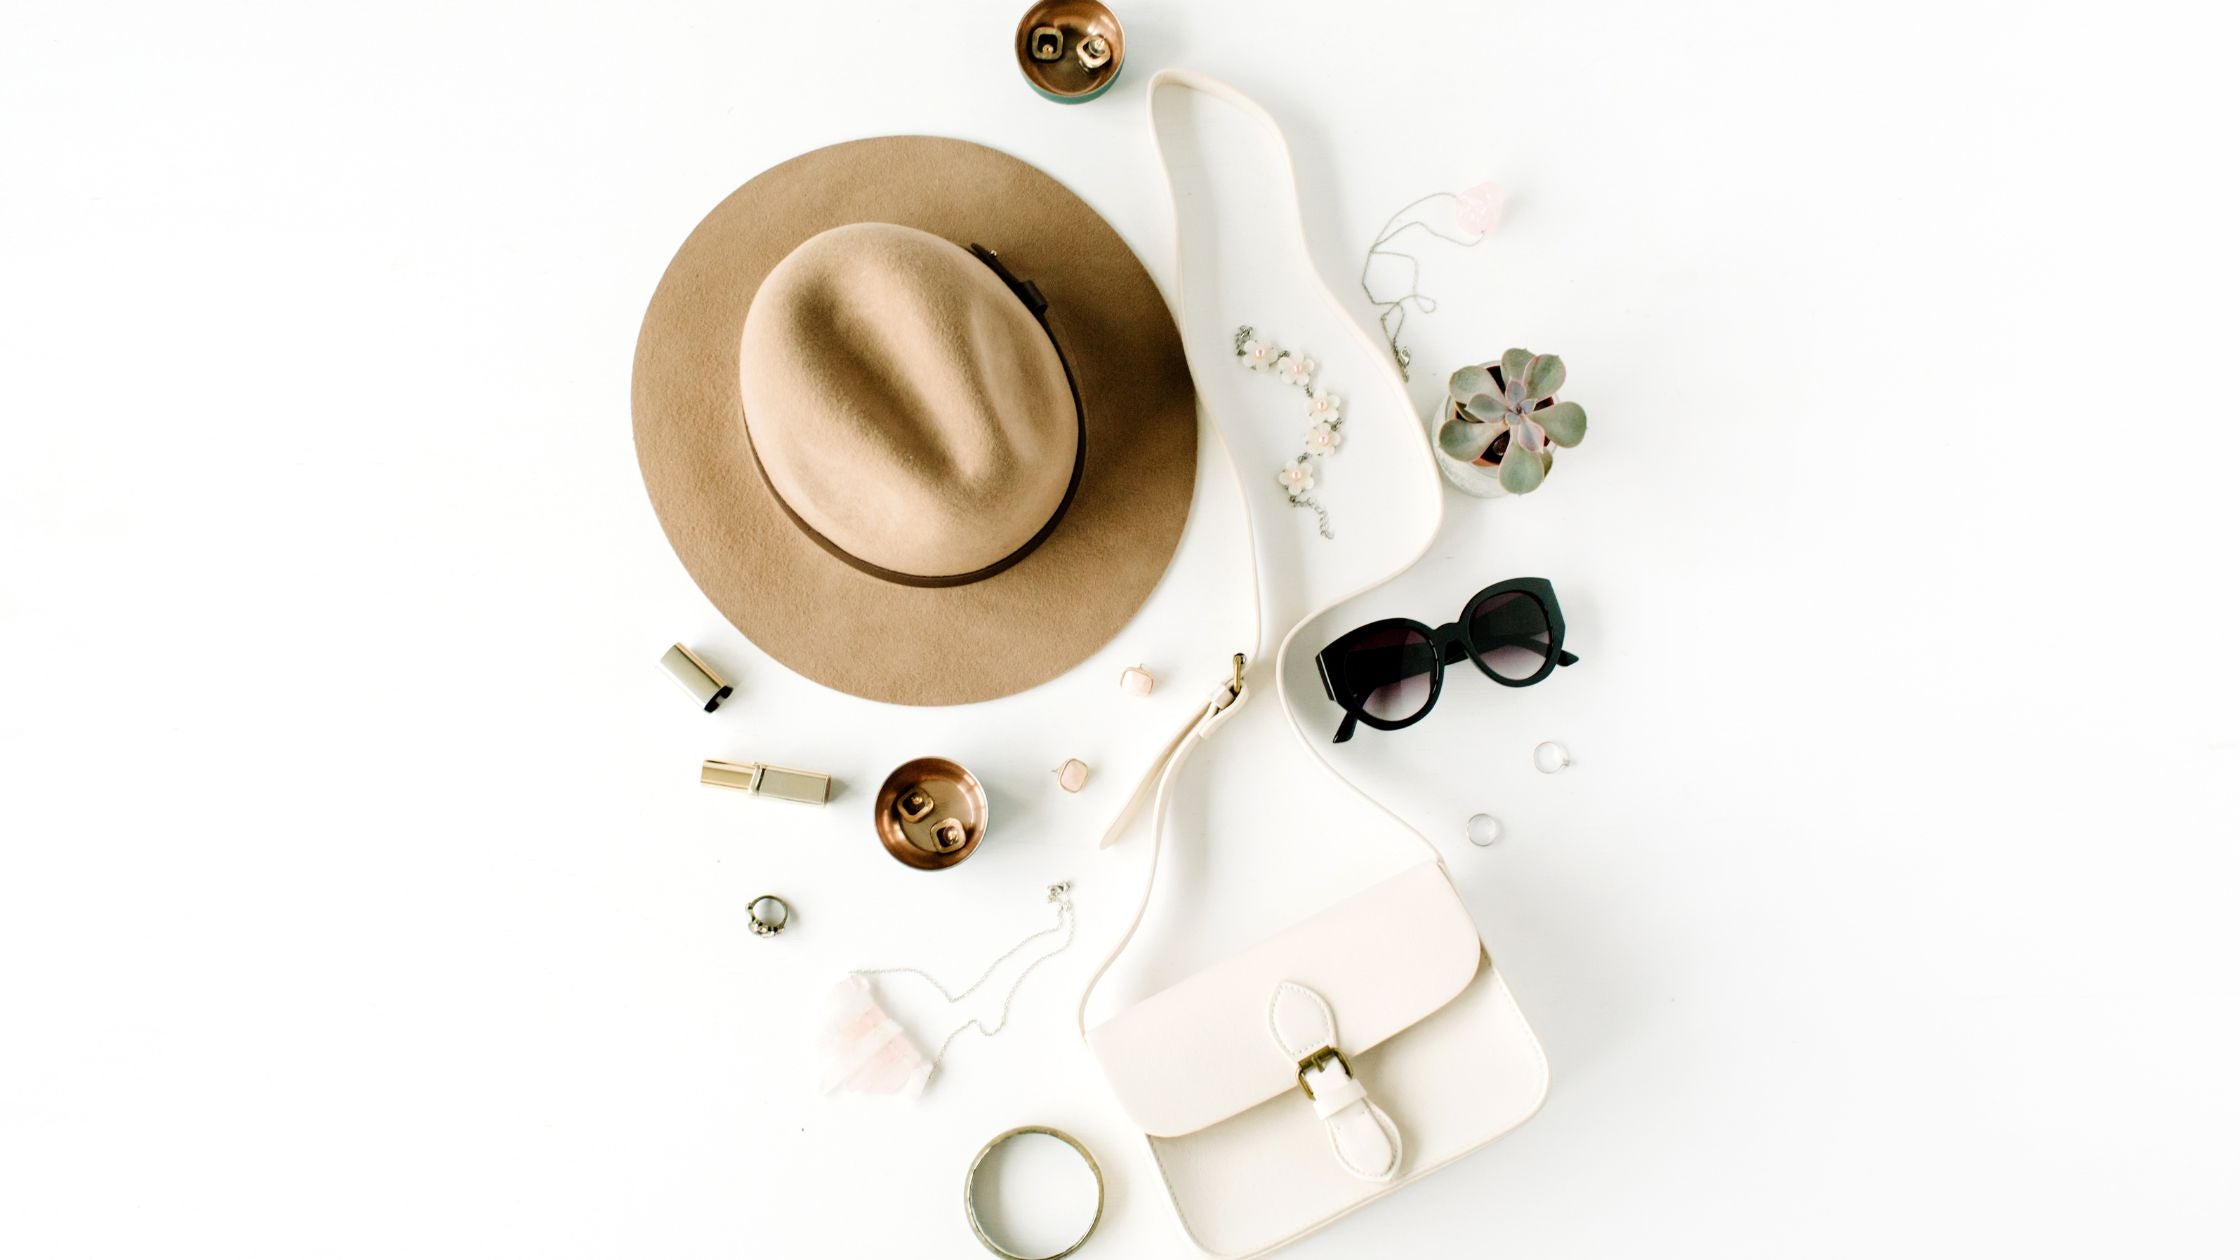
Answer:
[{"left": 2, "top": 3, "right": 2236, "bottom": 1258}]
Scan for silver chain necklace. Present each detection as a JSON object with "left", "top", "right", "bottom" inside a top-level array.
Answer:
[{"left": 849, "top": 881, "right": 1076, "bottom": 1072}]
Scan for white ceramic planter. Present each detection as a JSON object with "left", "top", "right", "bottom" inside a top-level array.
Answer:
[{"left": 1427, "top": 397, "right": 1510, "bottom": 498}]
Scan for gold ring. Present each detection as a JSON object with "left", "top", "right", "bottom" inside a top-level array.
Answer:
[
  {"left": 746, "top": 894, "right": 790, "bottom": 937},
  {"left": 963, "top": 1125, "right": 1104, "bottom": 1259}
]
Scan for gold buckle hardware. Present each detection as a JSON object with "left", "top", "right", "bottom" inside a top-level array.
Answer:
[
  {"left": 1295, "top": 1045, "right": 1353, "bottom": 1101},
  {"left": 1208, "top": 652, "right": 1247, "bottom": 716}
]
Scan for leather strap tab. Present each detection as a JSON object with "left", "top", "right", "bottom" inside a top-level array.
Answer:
[{"left": 1268, "top": 981, "right": 1402, "bottom": 1182}]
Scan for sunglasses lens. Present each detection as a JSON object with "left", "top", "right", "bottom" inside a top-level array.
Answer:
[
  {"left": 1466, "top": 590, "right": 1553, "bottom": 681},
  {"left": 1336, "top": 623, "right": 1437, "bottom": 723}
]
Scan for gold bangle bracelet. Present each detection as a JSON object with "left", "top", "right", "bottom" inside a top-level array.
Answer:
[{"left": 963, "top": 1125, "right": 1105, "bottom": 1260}]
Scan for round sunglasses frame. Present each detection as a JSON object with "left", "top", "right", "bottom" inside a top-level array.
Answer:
[{"left": 1313, "top": 577, "right": 1576, "bottom": 742}]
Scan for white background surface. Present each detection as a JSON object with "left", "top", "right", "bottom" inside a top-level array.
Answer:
[{"left": 4, "top": 1, "right": 2236, "bottom": 1256}]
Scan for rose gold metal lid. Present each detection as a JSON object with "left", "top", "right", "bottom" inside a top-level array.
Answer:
[
  {"left": 1014, "top": 1, "right": 1125, "bottom": 103},
  {"left": 874, "top": 758, "right": 989, "bottom": 870}
]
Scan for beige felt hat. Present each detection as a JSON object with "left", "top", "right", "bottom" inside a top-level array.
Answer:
[{"left": 633, "top": 137, "right": 1197, "bottom": 706}]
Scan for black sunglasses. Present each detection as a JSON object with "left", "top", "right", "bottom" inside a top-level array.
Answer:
[{"left": 1314, "top": 577, "right": 1579, "bottom": 743}]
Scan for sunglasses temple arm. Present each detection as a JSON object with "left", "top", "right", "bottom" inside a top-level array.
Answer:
[
  {"left": 1327, "top": 636, "right": 1570, "bottom": 744},
  {"left": 1325, "top": 644, "right": 1431, "bottom": 743},
  {"left": 1346, "top": 643, "right": 1444, "bottom": 681}
]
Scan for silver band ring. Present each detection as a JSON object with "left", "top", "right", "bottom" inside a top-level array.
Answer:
[
  {"left": 746, "top": 894, "right": 791, "bottom": 937},
  {"left": 964, "top": 1125, "right": 1104, "bottom": 1259}
]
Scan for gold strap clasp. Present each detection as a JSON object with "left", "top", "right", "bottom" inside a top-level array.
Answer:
[
  {"left": 1295, "top": 1044, "right": 1353, "bottom": 1101},
  {"left": 1210, "top": 651, "right": 1247, "bottom": 715}
]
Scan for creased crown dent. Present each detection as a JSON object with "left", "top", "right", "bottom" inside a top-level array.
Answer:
[{"left": 740, "top": 223, "right": 1075, "bottom": 578}]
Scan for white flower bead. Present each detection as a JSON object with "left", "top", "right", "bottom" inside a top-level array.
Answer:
[
  {"left": 1304, "top": 423, "right": 1342, "bottom": 456},
  {"left": 1277, "top": 354, "right": 1316, "bottom": 387},
  {"left": 1304, "top": 388, "right": 1341, "bottom": 421},
  {"left": 1275, "top": 461, "right": 1315, "bottom": 493},
  {"left": 1242, "top": 339, "right": 1279, "bottom": 371}
]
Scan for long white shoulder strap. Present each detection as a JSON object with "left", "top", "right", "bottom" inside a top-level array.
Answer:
[{"left": 1075, "top": 70, "right": 1453, "bottom": 1038}]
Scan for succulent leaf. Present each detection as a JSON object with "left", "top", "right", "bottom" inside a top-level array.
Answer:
[
  {"left": 1448, "top": 364, "right": 1494, "bottom": 404},
  {"left": 1524, "top": 354, "right": 1566, "bottom": 400},
  {"left": 1498, "top": 437, "right": 1547, "bottom": 494},
  {"left": 1500, "top": 348, "right": 1533, "bottom": 385},
  {"left": 1536, "top": 401, "right": 1587, "bottom": 447},
  {"left": 1464, "top": 392, "right": 1506, "bottom": 422},
  {"left": 1439, "top": 417, "right": 1497, "bottom": 462}
]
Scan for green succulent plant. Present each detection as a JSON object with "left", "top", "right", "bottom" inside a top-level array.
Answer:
[{"left": 1437, "top": 349, "right": 1588, "bottom": 494}]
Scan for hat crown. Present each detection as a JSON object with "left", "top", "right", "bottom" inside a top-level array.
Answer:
[{"left": 739, "top": 223, "right": 1077, "bottom": 581}]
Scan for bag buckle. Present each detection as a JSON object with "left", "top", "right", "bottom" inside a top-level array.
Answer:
[
  {"left": 1295, "top": 1044, "right": 1353, "bottom": 1101},
  {"left": 1205, "top": 652, "right": 1247, "bottom": 715}
]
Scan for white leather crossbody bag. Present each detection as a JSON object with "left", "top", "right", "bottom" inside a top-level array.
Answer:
[
  {"left": 1072, "top": 71, "right": 1551, "bottom": 1259},
  {"left": 1078, "top": 703, "right": 1548, "bottom": 1257}
]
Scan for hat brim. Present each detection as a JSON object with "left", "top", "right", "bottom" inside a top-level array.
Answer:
[{"left": 632, "top": 136, "right": 1197, "bottom": 706}]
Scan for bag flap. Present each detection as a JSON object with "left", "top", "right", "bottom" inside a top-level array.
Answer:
[{"left": 1085, "top": 860, "right": 1483, "bottom": 1138}]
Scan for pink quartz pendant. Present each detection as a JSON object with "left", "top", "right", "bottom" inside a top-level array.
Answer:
[{"left": 819, "top": 975, "right": 932, "bottom": 1099}]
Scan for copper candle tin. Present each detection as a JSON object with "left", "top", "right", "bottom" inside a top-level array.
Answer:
[
  {"left": 875, "top": 758, "right": 989, "bottom": 870},
  {"left": 1014, "top": 1, "right": 1125, "bottom": 103}
]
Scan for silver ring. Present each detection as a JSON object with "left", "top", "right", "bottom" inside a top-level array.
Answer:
[
  {"left": 964, "top": 1125, "right": 1104, "bottom": 1259},
  {"left": 1533, "top": 740, "right": 1573, "bottom": 774},
  {"left": 746, "top": 894, "right": 791, "bottom": 937}
]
